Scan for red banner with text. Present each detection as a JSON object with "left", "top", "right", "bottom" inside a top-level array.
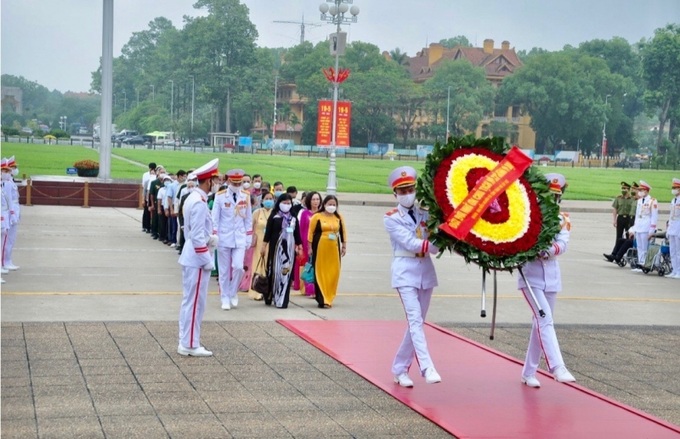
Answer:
[{"left": 316, "top": 100, "right": 351, "bottom": 147}]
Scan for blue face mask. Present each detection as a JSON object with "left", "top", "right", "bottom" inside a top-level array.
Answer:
[
  {"left": 164, "top": 181, "right": 171, "bottom": 187},
  {"left": 263, "top": 200, "right": 274, "bottom": 209},
  {"left": 274, "top": 190, "right": 283, "bottom": 198}
]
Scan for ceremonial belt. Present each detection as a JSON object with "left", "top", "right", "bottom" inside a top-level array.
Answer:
[{"left": 394, "top": 250, "right": 425, "bottom": 258}]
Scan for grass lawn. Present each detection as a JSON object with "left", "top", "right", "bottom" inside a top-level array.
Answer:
[{"left": 2, "top": 142, "right": 678, "bottom": 201}]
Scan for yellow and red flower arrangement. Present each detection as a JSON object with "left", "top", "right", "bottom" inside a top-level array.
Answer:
[{"left": 418, "top": 135, "right": 561, "bottom": 271}]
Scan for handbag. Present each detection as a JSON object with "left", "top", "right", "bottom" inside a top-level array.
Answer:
[
  {"left": 251, "top": 256, "right": 269, "bottom": 295},
  {"left": 301, "top": 262, "right": 315, "bottom": 283}
]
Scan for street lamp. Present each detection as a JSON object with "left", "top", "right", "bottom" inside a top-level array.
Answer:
[
  {"left": 122, "top": 90, "right": 127, "bottom": 113},
  {"left": 273, "top": 75, "right": 278, "bottom": 141},
  {"left": 168, "top": 80, "right": 174, "bottom": 128},
  {"left": 446, "top": 86, "right": 451, "bottom": 140},
  {"left": 319, "top": 0, "right": 360, "bottom": 195},
  {"left": 189, "top": 76, "right": 195, "bottom": 138},
  {"left": 601, "top": 94, "right": 611, "bottom": 168},
  {"left": 150, "top": 84, "right": 155, "bottom": 101}
]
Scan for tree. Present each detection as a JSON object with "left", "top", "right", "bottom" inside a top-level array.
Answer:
[
  {"left": 423, "top": 60, "right": 496, "bottom": 138},
  {"left": 641, "top": 24, "right": 680, "bottom": 152},
  {"left": 439, "top": 36, "right": 471, "bottom": 48},
  {"left": 389, "top": 48, "right": 409, "bottom": 66},
  {"left": 498, "top": 51, "right": 629, "bottom": 155}
]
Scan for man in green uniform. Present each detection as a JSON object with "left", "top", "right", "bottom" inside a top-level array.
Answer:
[{"left": 604, "top": 181, "right": 635, "bottom": 261}]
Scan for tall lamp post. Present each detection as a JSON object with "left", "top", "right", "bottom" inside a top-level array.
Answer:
[
  {"left": 319, "top": 0, "right": 360, "bottom": 195},
  {"left": 446, "top": 86, "right": 451, "bottom": 140},
  {"left": 150, "top": 84, "right": 155, "bottom": 101},
  {"left": 122, "top": 90, "right": 127, "bottom": 113},
  {"left": 189, "top": 75, "right": 195, "bottom": 138},
  {"left": 601, "top": 94, "right": 611, "bottom": 168},
  {"left": 273, "top": 74, "right": 278, "bottom": 142}
]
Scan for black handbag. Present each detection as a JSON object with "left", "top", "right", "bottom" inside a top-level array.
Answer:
[{"left": 251, "top": 256, "right": 269, "bottom": 295}]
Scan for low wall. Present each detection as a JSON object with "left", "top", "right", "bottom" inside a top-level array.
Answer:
[{"left": 19, "top": 178, "right": 143, "bottom": 208}]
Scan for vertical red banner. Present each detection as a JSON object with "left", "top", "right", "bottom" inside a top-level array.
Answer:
[
  {"left": 317, "top": 100, "right": 332, "bottom": 146},
  {"left": 336, "top": 101, "right": 351, "bottom": 147}
]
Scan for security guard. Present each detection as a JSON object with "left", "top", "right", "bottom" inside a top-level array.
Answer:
[
  {"left": 519, "top": 173, "right": 575, "bottom": 388},
  {"left": 630, "top": 180, "right": 658, "bottom": 271},
  {"left": 178, "top": 158, "right": 220, "bottom": 357},
  {"left": 604, "top": 182, "right": 635, "bottom": 261},
  {"left": 212, "top": 169, "right": 253, "bottom": 310},
  {"left": 384, "top": 166, "right": 441, "bottom": 388},
  {"left": 2, "top": 156, "right": 21, "bottom": 271}
]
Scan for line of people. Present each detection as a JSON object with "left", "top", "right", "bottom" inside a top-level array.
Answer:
[
  {"left": 1, "top": 156, "right": 22, "bottom": 284},
  {"left": 140, "top": 159, "right": 349, "bottom": 356},
  {"left": 603, "top": 178, "right": 679, "bottom": 278}
]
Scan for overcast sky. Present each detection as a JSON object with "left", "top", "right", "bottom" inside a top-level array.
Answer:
[{"left": 2, "top": 0, "right": 678, "bottom": 93}]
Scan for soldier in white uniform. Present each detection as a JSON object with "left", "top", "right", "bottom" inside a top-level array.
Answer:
[
  {"left": 1, "top": 158, "right": 11, "bottom": 282},
  {"left": 212, "top": 169, "right": 253, "bottom": 310},
  {"left": 665, "top": 178, "right": 680, "bottom": 279},
  {"left": 384, "top": 166, "right": 441, "bottom": 388},
  {"left": 177, "top": 159, "right": 220, "bottom": 357},
  {"left": 519, "top": 173, "right": 576, "bottom": 388},
  {"left": 629, "top": 180, "right": 658, "bottom": 271},
  {"left": 2, "top": 156, "right": 20, "bottom": 271}
]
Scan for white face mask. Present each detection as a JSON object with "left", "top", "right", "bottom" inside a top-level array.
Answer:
[
  {"left": 672, "top": 189, "right": 679, "bottom": 196},
  {"left": 325, "top": 205, "right": 337, "bottom": 214},
  {"left": 397, "top": 193, "right": 416, "bottom": 208},
  {"left": 279, "top": 203, "right": 292, "bottom": 213},
  {"left": 1, "top": 173, "right": 10, "bottom": 181},
  {"left": 242, "top": 182, "right": 251, "bottom": 189},
  {"left": 229, "top": 184, "right": 240, "bottom": 192},
  {"left": 11, "top": 168, "right": 18, "bottom": 176},
  {"left": 638, "top": 191, "right": 646, "bottom": 197},
  {"left": 253, "top": 182, "right": 261, "bottom": 189},
  {"left": 211, "top": 184, "right": 220, "bottom": 194}
]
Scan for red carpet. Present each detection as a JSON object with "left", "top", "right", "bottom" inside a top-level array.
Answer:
[{"left": 279, "top": 320, "right": 680, "bottom": 439}]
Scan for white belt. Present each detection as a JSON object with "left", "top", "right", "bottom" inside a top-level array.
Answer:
[{"left": 394, "top": 250, "right": 425, "bottom": 258}]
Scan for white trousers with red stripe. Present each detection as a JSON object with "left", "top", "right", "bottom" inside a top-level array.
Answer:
[
  {"left": 179, "top": 266, "right": 211, "bottom": 349},
  {"left": 2, "top": 223, "right": 18, "bottom": 267},
  {"left": 521, "top": 288, "right": 565, "bottom": 377},
  {"left": 216, "top": 246, "right": 245, "bottom": 304},
  {"left": 391, "top": 286, "right": 434, "bottom": 376}
]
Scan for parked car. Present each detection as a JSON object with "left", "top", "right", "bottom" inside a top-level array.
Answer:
[{"left": 123, "top": 135, "right": 149, "bottom": 145}]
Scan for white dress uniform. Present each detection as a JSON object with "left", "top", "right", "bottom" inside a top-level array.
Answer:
[
  {"left": 2, "top": 157, "right": 20, "bottom": 269},
  {"left": 518, "top": 212, "right": 570, "bottom": 378},
  {"left": 384, "top": 167, "right": 439, "bottom": 380},
  {"left": 630, "top": 180, "right": 658, "bottom": 266},
  {"left": 666, "top": 178, "right": 680, "bottom": 278},
  {"left": 177, "top": 159, "right": 219, "bottom": 352},
  {"left": 211, "top": 170, "right": 253, "bottom": 309}
]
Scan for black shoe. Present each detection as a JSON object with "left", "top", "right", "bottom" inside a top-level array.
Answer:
[
  {"left": 152, "top": 235, "right": 158, "bottom": 240},
  {"left": 603, "top": 253, "right": 614, "bottom": 262}
]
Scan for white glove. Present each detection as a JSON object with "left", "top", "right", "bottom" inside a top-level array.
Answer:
[
  {"left": 428, "top": 240, "right": 439, "bottom": 255},
  {"left": 202, "top": 259, "right": 215, "bottom": 271},
  {"left": 207, "top": 234, "right": 219, "bottom": 250}
]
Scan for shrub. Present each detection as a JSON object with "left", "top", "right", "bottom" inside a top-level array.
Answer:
[{"left": 73, "top": 159, "right": 99, "bottom": 170}]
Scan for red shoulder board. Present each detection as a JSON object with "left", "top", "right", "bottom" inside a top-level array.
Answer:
[{"left": 386, "top": 208, "right": 399, "bottom": 216}]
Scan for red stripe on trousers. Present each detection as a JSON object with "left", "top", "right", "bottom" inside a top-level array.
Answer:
[
  {"left": 190, "top": 268, "right": 202, "bottom": 349},
  {"left": 520, "top": 288, "right": 552, "bottom": 371},
  {"left": 2, "top": 233, "right": 7, "bottom": 266}
]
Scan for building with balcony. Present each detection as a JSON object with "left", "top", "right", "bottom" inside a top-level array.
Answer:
[{"left": 405, "top": 39, "right": 535, "bottom": 148}]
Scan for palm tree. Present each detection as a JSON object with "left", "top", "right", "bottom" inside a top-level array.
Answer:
[{"left": 389, "top": 48, "right": 409, "bottom": 67}]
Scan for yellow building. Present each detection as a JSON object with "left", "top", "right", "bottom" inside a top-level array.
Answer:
[
  {"left": 253, "top": 39, "right": 535, "bottom": 148},
  {"left": 405, "top": 39, "right": 535, "bottom": 148}
]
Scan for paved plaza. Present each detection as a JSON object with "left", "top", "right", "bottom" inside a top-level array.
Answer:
[{"left": 1, "top": 197, "right": 679, "bottom": 438}]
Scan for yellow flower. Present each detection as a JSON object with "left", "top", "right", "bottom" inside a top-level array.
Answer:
[{"left": 445, "top": 153, "right": 530, "bottom": 244}]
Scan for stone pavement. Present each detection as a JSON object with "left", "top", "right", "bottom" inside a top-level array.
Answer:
[{"left": 1, "top": 196, "right": 679, "bottom": 438}]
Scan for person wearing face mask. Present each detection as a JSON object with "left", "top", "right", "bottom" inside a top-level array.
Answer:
[
  {"left": 157, "top": 175, "right": 171, "bottom": 244},
  {"left": 604, "top": 182, "right": 634, "bottom": 262},
  {"left": 308, "top": 194, "right": 347, "bottom": 309},
  {"left": 148, "top": 165, "right": 165, "bottom": 240},
  {"left": 272, "top": 181, "right": 285, "bottom": 199},
  {"left": 177, "top": 158, "right": 220, "bottom": 357},
  {"left": 629, "top": 180, "right": 659, "bottom": 272},
  {"left": 177, "top": 174, "right": 197, "bottom": 254},
  {"left": 211, "top": 169, "right": 253, "bottom": 310},
  {"left": 2, "top": 157, "right": 21, "bottom": 271},
  {"left": 248, "top": 191, "right": 275, "bottom": 300},
  {"left": 261, "top": 194, "right": 303, "bottom": 308},
  {"left": 299, "top": 191, "right": 322, "bottom": 297},
  {"left": 250, "top": 174, "right": 263, "bottom": 209},
  {"left": 665, "top": 178, "right": 680, "bottom": 279},
  {"left": 1, "top": 158, "right": 17, "bottom": 275},
  {"left": 238, "top": 173, "right": 256, "bottom": 293},
  {"left": 384, "top": 166, "right": 441, "bottom": 388},
  {"left": 518, "top": 173, "right": 575, "bottom": 388}
]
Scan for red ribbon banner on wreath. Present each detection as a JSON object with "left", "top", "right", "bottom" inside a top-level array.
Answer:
[{"left": 440, "top": 146, "right": 533, "bottom": 240}]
